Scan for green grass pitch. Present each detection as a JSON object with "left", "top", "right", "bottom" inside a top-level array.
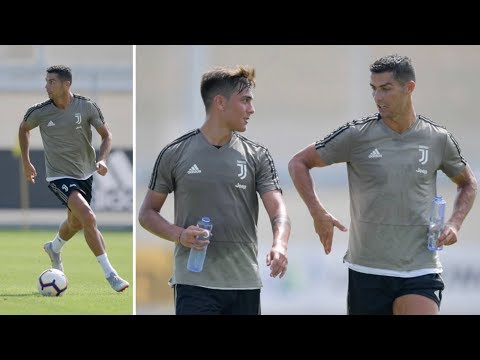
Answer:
[{"left": 0, "top": 229, "right": 133, "bottom": 315}]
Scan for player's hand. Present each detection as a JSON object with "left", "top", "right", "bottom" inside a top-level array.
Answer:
[
  {"left": 266, "top": 245, "right": 288, "bottom": 278},
  {"left": 436, "top": 222, "right": 459, "bottom": 248},
  {"left": 312, "top": 211, "right": 348, "bottom": 255},
  {"left": 178, "top": 225, "right": 211, "bottom": 250},
  {"left": 96, "top": 160, "right": 108, "bottom": 176},
  {"left": 23, "top": 162, "right": 37, "bottom": 184}
]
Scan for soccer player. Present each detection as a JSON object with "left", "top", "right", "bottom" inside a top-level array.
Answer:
[
  {"left": 138, "top": 65, "right": 291, "bottom": 315},
  {"left": 19, "top": 65, "right": 129, "bottom": 292},
  {"left": 288, "top": 54, "right": 477, "bottom": 315}
]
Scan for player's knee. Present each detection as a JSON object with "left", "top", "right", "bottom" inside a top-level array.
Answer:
[
  {"left": 68, "top": 217, "right": 83, "bottom": 232},
  {"left": 82, "top": 210, "right": 97, "bottom": 229}
]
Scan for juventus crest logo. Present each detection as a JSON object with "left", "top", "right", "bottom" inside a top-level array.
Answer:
[
  {"left": 75, "top": 113, "right": 82, "bottom": 124},
  {"left": 237, "top": 160, "right": 247, "bottom": 179},
  {"left": 418, "top": 145, "right": 429, "bottom": 165}
]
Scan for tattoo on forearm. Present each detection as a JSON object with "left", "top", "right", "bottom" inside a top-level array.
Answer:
[{"left": 271, "top": 215, "right": 291, "bottom": 230}]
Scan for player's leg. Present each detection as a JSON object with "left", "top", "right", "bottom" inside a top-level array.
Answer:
[
  {"left": 393, "top": 273, "right": 444, "bottom": 315},
  {"left": 393, "top": 294, "right": 438, "bottom": 315},
  {"left": 43, "top": 211, "right": 83, "bottom": 272},
  {"left": 67, "top": 190, "right": 129, "bottom": 292},
  {"left": 59, "top": 210, "right": 83, "bottom": 241},
  {"left": 67, "top": 191, "right": 104, "bottom": 255},
  {"left": 44, "top": 180, "right": 84, "bottom": 272}
]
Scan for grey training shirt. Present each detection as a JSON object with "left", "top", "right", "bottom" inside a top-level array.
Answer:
[
  {"left": 149, "top": 129, "right": 282, "bottom": 289},
  {"left": 316, "top": 114, "right": 466, "bottom": 274},
  {"left": 23, "top": 94, "right": 105, "bottom": 181}
]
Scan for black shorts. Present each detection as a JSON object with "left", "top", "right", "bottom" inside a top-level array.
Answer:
[
  {"left": 174, "top": 284, "right": 261, "bottom": 315},
  {"left": 48, "top": 176, "right": 93, "bottom": 208},
  {"left": 347, "top": 268, "right": 444, "bottom": 315}
]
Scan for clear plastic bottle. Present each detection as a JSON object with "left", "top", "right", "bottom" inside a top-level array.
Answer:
[
  {"left": 427, "top": 195, "right": 446, "bottom": 251},
  {"left": 186, "top": 217, "right": 213, "bottom": 272}
]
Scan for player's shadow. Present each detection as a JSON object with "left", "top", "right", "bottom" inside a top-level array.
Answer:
[{"left": 0, "top": 292, "right": 39, "bottom": 297}]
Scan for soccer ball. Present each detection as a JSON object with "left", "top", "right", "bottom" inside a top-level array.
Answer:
[{"left": 37, "top": 269, "right": 68, "bottom": 297}]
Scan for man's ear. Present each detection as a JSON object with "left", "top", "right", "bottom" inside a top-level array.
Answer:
[
  {"left": 213, "top": 94, "right": 225, "bottom": 111},
  {"left": 405, "top": 80, "right": 415, "bottom": 94}
]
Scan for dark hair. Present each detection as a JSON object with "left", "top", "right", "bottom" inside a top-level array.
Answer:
[
  {"left": 46, "top": 65, "right": 72, "bottom": 85},
  {"left": 200, "top": 65, "right": 256, "bottom": 112},
  {"left": 370, "top": 54, "right": 415, "bottom": 84}
]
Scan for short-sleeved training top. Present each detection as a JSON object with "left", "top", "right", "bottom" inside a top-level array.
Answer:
[
  {"left": 23, "top": 94, "right": 105, "bottom": 181},
  {"left": 315, "top": 113, "right": 466, "bottom": 274},
  {"left": 149, "top": 129, "right": 282, "bottom": 289}
]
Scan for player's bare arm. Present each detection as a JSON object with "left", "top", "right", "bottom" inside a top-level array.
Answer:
[
  {"left": 139, "top": 190, "right": 207, "bottom": 248},
  {"left": 288, "top": 144, "right": 347, "bottom": 255},
  {"left": 18, "top": 120, "right": 37, "bottom": 183},
  {"left": 95, "top": 124, "right": 112, "bottom": 176},
  {"left": 139, "top": 190, "right": 178, "bottom": 241},
  {"left": 438, "top": 164, "right": 478, "bottom": 247},
  {"left": 288, "top": 143, "right": 329, "bottom": 216},
  {"left": 261, "top": 190, "right": 290, "bottom": 278}
]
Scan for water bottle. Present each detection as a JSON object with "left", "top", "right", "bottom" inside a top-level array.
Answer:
[
  {"left": 427, "top": 195, "right": 446, "bottom": 251},
  {"left": 186, "top": 217, "right": 213, "bottom": 272}
]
